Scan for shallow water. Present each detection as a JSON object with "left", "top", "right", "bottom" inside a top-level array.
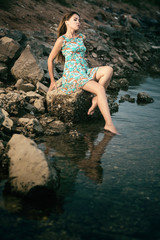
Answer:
[{"left": 0, "top": 75, "right": 160, "bottom": 240}]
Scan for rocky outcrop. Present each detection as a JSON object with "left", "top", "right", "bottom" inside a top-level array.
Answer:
[
  {"left": 6, "top": 134, "right": 59, "bottom": 196},
  {"left": 11, "top": 45, "right": 44, "bottom": 85},
  {"left": 46, "top": 79, "right": 93, "bottom": 122}
]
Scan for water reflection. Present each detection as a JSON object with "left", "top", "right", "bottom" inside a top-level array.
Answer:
[{"left": 1, "top": 125, "right": 114, "bottom": 219}]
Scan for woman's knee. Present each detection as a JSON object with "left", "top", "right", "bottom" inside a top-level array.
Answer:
[
  {"left": 105, "top": 66, "right": 113, "bottom": 76},
  {"left": 96, "top": 84, "right": 105, "bottom": 95}
]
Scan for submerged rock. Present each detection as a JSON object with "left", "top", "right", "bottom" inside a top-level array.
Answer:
[{"left": 6, "top": 134, "right": 59, "bottom": 196}]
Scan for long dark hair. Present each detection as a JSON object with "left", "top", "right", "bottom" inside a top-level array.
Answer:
[{"left": 55, "top": 11, "right": 80, "bottom": 64}]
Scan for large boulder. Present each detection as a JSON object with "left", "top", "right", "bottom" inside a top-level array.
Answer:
[
  {"left": 6, "top": 134, "right": 59, "bottom": 196},
  {"left": 11, "top": 45, "right": 44, "bottom": 85},
  {"left": 46, "top": 79, "right": 93, "bottom": 123},
  {"left": 0, "top": 36, "right": 20, "bottom": 63}
]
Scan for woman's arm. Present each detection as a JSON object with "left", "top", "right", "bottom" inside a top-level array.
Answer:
[{"left": 48, "top": 37, "right": 63, "bottom": 91}]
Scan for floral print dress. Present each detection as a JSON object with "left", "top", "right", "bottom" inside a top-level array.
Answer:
[{"left": 61, "top": 33, "right": 99, "bottom": 94}]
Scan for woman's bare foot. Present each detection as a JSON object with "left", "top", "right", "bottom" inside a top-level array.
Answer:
[
  {"left": 104, "top": 123, "right": 119, "bottom": 135},
  {"left": 88, "top": 96, "right": 97, "bottom": 115}
]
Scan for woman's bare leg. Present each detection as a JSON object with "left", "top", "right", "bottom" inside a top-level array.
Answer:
[
  {"left": 88, "top": 66, "right": 113, "bottom": 115},
  {"left": 83, "top": 80, "right": 118, "bottom": 134}
]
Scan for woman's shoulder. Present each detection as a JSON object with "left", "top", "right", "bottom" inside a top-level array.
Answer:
[{"left": 79, "top": 33, "right": 86, "bottom": 40}]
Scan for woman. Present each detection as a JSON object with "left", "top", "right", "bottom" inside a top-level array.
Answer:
[{"left": 48, "top": 11, "right": 118, "bottom": 134}]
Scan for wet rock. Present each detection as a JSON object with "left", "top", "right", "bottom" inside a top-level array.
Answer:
[
  {"left": 119, "top": 94, "right": 135, "bottom": 103},
  {"left": 44, "top": 120, "right": 66, "bottom": 136},
  {"left": 15, "top": 79, "right": 35, "bottom": 92},
  {"left": 137, "top": 92, "right": 154, "bottom": 103},
  {"left": 6, "top": 134, "right": 59, "bottom": 195},
  {"left": 108, "top": 80, "right": 120, "bottom": 92},
  {"left": 46, "top": 78, "right": 93, "bottom": 123},
  {"left": 0, "top": 36, "right": 20, "bottom": 63},
  {"left": 18, "top": 117, "right": 43, "bottom": 134},
  {"left": 0, "top": 92, "right": 26, "bottom": 116},
  {"left": 11, "top": 45, "right": 44, "bottom": 85},
  {"left": 118, "top": 78, "right": 129, "bottom": 90}
]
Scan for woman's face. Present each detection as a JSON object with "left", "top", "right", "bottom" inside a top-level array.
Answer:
[{"left": 66, "top": 14, "right": 80, "bottom": 31}]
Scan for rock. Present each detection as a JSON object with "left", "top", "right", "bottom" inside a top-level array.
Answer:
[
  {"left": 0, "top": 92, "right": 26, "bottom": 116},
  {"left": 137, "top": 92, "right": 154, "bottom": 103},
  {"left": 0, "top": 36, "right": 20, "bottom": 63},
  {"left": 6, "top": 134, "right": 59, "bottom": 195},
  {"left": 0, "top": 63, "right": 8, "bottom": 81},
  {"left": 0, "top": 108, "right": 13, "bottom": 130},
  {"left": 25, "top": 91, "right": 44, "bottom": 101},
  {"left": 33, "top": 98, "right": 45, "bottom": 113},
  {"left": 46, "top": 78, "right": 93, "bottom": 123},
  {"left": 0, "top": 140, "right": 4, "bottom": 156},
  {"left": 15, "top": 79, "right": 35, "bottom": 92},
  {"left": 44, "top": 120, "right": 66, "bottom": 136},
  {"left": 118, "top": 78, "right": 129, "bottom": 90},
  {"left": 36, "top": 81, "right": 48, "bottom": 95},
  {"left": 119, "top": 94, "right": 135, "bottom": 103},
  {"left": 11, "top": 45, "right": 44, "bottom": 85},
  {"left": 0, "top": 108, "right": 5, "bottom": 127},
  {"left": 108, "top": 80, "right": 120, "bottom": 92},
  {"left": 97, "top": 25, "right": 117, "bottom": 35},
  {"left": 18, "top": 117, "right": 43, "bottom": 134}
]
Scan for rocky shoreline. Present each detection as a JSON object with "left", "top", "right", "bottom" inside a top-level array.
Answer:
[{"left": 0, "top": 0, "right": 159, "bottom": 196}]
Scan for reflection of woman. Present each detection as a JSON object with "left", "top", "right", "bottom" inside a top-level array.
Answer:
[
  {"left": 48, "top": 11, "right": 118, "bottom": 134},
  {"left": 78, "top": 132, "right": 113, "bottom": 183}
]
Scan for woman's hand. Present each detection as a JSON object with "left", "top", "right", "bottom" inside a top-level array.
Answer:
[{"left": 48, "top": 81, "right": 57, "bottom": 92}]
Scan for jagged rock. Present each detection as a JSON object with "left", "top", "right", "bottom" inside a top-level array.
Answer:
[
  {"left": 46, "top": 79, "right": 93, "bottom": 123},
  {"left": 11, "top": 45, "right": 44, "bottom": 85},
  {"left": 0, "top": 92, "right": 26, "bottom": 116},
  {"left": 15, "top": 79, "right": 35, "bottom": 92},
  {"left": 6, "top": 134, "right": 59, "bottom": 195},
  {"left": 0, "top": 36, "right": 20, "bottom": 63},
  {"left": 137, "top": 92, "right": 154, "bottom": 103},
  {"left": 0, "top": 108, "right": 13, "bottom": 131},
  {"left": 18, "top": 117, "right": 43, "bottom": 134},
  {"left": 0, "top": 63, "right": 8, "bottom": 81}
]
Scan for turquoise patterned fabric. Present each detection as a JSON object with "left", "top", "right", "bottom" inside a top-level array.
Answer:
[{"left": 61, "top": 33, "right": 99, "bottom": 94}]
